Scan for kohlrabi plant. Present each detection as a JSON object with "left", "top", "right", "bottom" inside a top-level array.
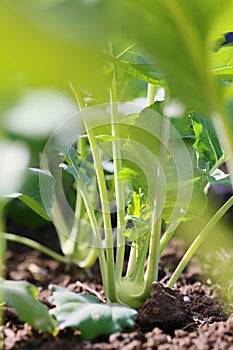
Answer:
[
  {"left": 3, "top": 77, "right": 233, "bottom": 338},
  {"left": 1, "top": 0, "right": 233, "bottom": 341},
  {"left": 40, "top": 78, "right": 233, "bottom": 310}
]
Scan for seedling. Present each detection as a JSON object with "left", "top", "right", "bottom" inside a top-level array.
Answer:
[{"left": 39, "top": 75, "right": 233, "bottom": 309}]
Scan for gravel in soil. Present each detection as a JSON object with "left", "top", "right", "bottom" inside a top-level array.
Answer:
[{"left": 3, "top": 238, "right": 233, "bottom": 350}]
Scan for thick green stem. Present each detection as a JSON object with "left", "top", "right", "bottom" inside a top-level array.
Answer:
[
  {"left": 70, "top": 84, "right": 116, "bottom": 300},
  {"left": 83, "top": 117, "right": 117, "bottom": 302},
  {"left": 167, "top": 195, "right": 233, "bottom": 288},
  {"left": 78, "top": 186, "right": 108, "bottom": 293},
  {"left": 159, "top": 228, "right": 176, "bottom": 256},
  {"left": 144, "top": 110, "right": 170, "bottom": 289},
  {"left": 123, "top": 84, "right": 158, "bottom": 288},
  {"left": 69, "top": 84, "right": 86, "bottom": 249},
  {"left": 126, "top": 83, "right": 157, "bottom": 281},
  {"left": 145, "top": 214, "right": 162, "bottom": 285},
  {"left": 109, "top": 48, "right": 126, "bottom": 281}
]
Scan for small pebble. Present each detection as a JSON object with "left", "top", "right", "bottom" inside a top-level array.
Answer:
[{"left": 183, "top": 295, "right": 191, "bottom": 302}]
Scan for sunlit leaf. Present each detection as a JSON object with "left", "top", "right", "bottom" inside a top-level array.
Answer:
[
  {"left": 115, "top": 0, "right": 233, "bottom": 113},
  {"left": 0, "top": 1, "right": 109, "bottom": 99},
  {"left": 211, "top": 46, "right": 233, "bottom": 82}
]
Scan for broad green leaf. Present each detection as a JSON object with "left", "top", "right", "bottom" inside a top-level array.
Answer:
[
  {"left": 191, "top": 114, "right": 223, "bottom": 169},
  {"left": 0, "top": 1, "right": 109, "bottom": 99},
  {"left": 49, "top": 285, "right": 137, "bottom": 340},
  {"left": 1, "top": 279, "right": 57, "bottom": 334},
  {"left": 13, "top": 0, "right": 113, "bottom": 47},
  {"left": 211, "top": 46, "right": 233, "bottom": 82},
  {"left": 6, "top": 168, "right": 55, "bottom": 221},
  {"left": 115, "top": 0, "right": 233, "bottom": 113}
]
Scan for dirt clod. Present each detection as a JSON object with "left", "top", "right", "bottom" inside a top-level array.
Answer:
[{"left": 136, "top": 282, "right": 193, "bottom": 334}]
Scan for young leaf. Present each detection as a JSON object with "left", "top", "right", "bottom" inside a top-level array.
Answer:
[
  {"left": 5, "top": 168, "right": 55, "bottom": 221},
  {"left": 49, "top": 285, "right": 137, "bottom": 340},
  {"left": 191, "top": 114, "right": 223, "bottom": 169},
  {"left": 1, "top": 279, "right": 57, "bottom": 334},
  {"left": 118, "top": 168, "right": 147, "bottom": 193},
  {"left": 123, "top": 191, "right": 151, "bottom": 241}
]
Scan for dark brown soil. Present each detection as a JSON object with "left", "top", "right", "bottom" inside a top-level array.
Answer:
[{"left": 3, "top": 231, "right": 233, "bottom": 350}]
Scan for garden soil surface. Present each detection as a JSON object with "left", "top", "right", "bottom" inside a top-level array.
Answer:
[{"left": 3, "top": 223, "right": 233, "bottom": 350}]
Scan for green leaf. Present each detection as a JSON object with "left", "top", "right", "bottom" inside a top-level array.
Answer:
[
  {"left": 6, "top": 168, "right": 55, "bottom": 221},
  {"left": 121, "top": 107, "right": 208, "bottom": 227},
  {"left": 49, "top": 285, "right": 137, "bottom": 340},
  {"left": 64, "top": 146, "right": 92, "bottom": 185},
  {"left": 118, "top": 168, "right": 147, "bottom": 193},
  {"left": 211, "top": 46, "right": 233, "bottom": 82},
  {"left": 162, "top": 175, "right": 208, "bottom": 225},
  {"left": 165, "top": 116, "right": 208, "bottom": 224},
  {"left": 124, "top": 223, "right": 149, "bottom": 242},
  {"left": 115, "top": 0, "right": 233, "bottom": 113},
  {"left": 171, "top": 115, "right": 196, "bottom": 142},
  {"left": 123, "top": 191, "right": 151, "bottom": 241},
  {"left": 191, "top": 114, "right": 223, "bottom": 169},
  {"left": 1, "top": 279, "right": 57, "bottom": 334},
  {"left": 0, "top": 1, "right": 109, "bottom": 99},
  {"left": 49, "top": 284, "right": 99, "bottom": 306},
  {"left": 104, "top": 47, "right": 164, "bottom": 85}
]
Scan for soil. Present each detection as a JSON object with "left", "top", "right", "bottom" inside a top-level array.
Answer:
[{"left": 2, "top": 222, "right": 233, "bottom": 350}]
